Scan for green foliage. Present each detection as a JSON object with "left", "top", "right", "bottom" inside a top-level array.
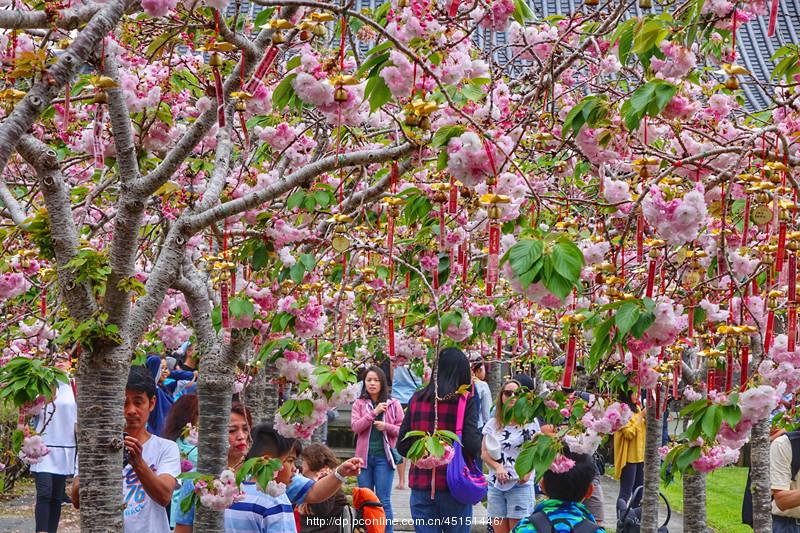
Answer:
[
  {"left": 55, "top": 311, "right": 122, "bottom": 351},
  {"left": 64, "top": 248, "right": 111, "bottom": 291},
  {"left": 0, "top": 357, "right": 68, "bottom": 408},
  {"left": 236, "top": 457, "right": 284, "bottom": 491},
  {"left": 621, "top": 80, "right": 678, "bottom": 131},
  {"left": 272, "top": 73, "right": 298, "bottom": 110},
  {"left": 24, "top": 209, "right": 55, "bottom": 260},
  {"left": 402, "top": 429, "right": 460, "bottom": 462},
  {"left": 515, "top": 434, "right": 558, "bottom": 480},
  {"left": 772, "top": 45, "right": 800, "bottom": 82},
  {"left": 562, "top": 95, "right": 608, "bottom": 138},
  {"left": 511, "top": 0, "right": 535, "bottom": 24},
  {"left": 505, "top": 236, "right": 584, "bottom": 299}
]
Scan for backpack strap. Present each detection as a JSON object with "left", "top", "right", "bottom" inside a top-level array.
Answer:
[
  {"left": 455, "top": 394, "right": 467, "bottom": 437},
  {"left": 572, "top": 519, "right": 602, "bottom": 533},
  {"left": 527, "top": 511, "right": 553, "bottom": 533}
]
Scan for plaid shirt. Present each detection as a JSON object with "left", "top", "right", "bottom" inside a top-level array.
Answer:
[{"left": 396, "top": 391, "right": 482, "bottom": 492}]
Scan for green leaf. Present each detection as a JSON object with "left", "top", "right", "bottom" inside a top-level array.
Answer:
[
  {"left": 314, "top": 190, "right": 333, "bottom": 208},
  {"left": 561, "top": 95, "right": 607, "bottom": 138},
  {"left": 615, "top": 302, "right": 641, "bottom": 338},
  {"left": 300, "top": 253, "right": 316, "bottom": 272},
  {"left": 702, "top": 405, "right": 723, "bottom": 440},
  {"left": 11, "top": 429, "right": 23, "bottom": 453},
  {"left": 588, "top": 318, "right": 614, "bottom": 371},
  {"left": 365, "top": 75, "right": 392, "bottom": 113},
  {"left": 431, "top": 125, "right": 466, "bottom": 149},
  {"left": 622, "top": 80, "right": 677, "bottom": 131},
  {"left": 229, "top": 297, "right": 255, "bottom": 319},
  {"left": 426, "top": 436, "right": 445, "bottom": 457},
  {"left": 357, "top": 52, "right": 390, "bottom": 78},
  {"left": 722, "top": 405, "right": 742, "bottom": 429},
  {"left": 180, "top": 491, "right": 197, "bottom": 514},
  {"left": 508, "top": 239, "right": 544, "bottom": 289},
  {"left": 515, "top": 442, "right": 536, "bottom": 477},
  {"left": 551, "top": 240, "right": 585, "bottom": 283},
  {"left": 272, "top": 73, "right": 297, "bottom": 110},
  {"left": 290, "top": 262, "right": 305, "bottom": 284},
  {"left": 512, "top": 0, "right": 535, "bottom": 24},
  {"left": 287, "top": 190, "right": 305, "bottom": 210},
  {"left": 252, "top": 245, "right": 268, "bottom": 271},
  {"left": 676, "top": 445, "right": 702, "bottom": 472},
  {"left": 474, "top": 316, "right": 497, "bottom": 336},
  {"left": 631, "top": 312, "right": 655, "bottom": 339},
  {"left": 633, "top": 19, "right": 670, "bottom": 56},
  {"left": 542, "top": 273, "right": 572, "bottom": 300}
]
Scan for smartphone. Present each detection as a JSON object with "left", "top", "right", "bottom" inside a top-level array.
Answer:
[{"left": 122, "top": 432, "right": 130, "bottom": 467}]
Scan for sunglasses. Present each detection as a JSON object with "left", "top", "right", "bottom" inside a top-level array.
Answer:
[{"left": 502, "top": 390, "right": 516, "bottom": 397}]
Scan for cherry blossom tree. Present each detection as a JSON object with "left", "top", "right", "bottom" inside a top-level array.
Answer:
[{"left": 0, "top": 0, "right": 798, "bottom": 532}]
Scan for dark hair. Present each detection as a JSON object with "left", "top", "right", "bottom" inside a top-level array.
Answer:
[
  {"left": 541, "top": 451, "right": 596, "bottom": 502},
  {"left": 163, "top": 394, "right": 199, "bottom": 442},
  {"left": 471, "top": 362, "right": 485, "bottom": 373},
  {"left": 360, "top": 366, "right": 389, "bottom": 403},
  {"left": 418, "top": 347, "right": 471, "bottom": 402},
  {"left": 511, "top": 373, "right": 534, "bottom": 391},
  {"left": 246, "top": 424, "right": 296, "bottom": 460},
  {"left": 127, "top": 365, "right": 156, "bottom": 398},
  {"left": 301, "top": 443, "right": 340, "bottom": 472},
  {"left": 230, "top": 401, "right": 253, "bottom": 430}
]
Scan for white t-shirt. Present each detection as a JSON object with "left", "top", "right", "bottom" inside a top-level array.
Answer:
[
  {"left": 31, "top": 381, "right": 77, "bottom": 476},
  {"left": 123, "top": 434, "right": 180, "bottom": 533},
  {"left": 482, "top": 417, "right": 540, "bottom": 490},
  {"left": 771, "top": 434, "right": 800, "bottom": 518}
]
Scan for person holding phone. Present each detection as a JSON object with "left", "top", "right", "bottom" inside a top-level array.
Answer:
[
  {"left": 71, "top": 366, "right": 180, "bottom": 533},
  {"left": 351, "top": 365, "right": 404, "bottom": 533}
]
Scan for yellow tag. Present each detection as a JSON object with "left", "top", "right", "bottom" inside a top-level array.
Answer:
[
  {"left": 332, "top": 235, "right": 350, "bottom": 253},
  {"left": 751, "top": 205, "right": 773, "bottom": 225}
]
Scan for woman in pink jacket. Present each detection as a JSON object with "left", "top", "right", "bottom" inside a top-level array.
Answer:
[{"left": 351, "top": 365, "right": 404, "bottom": 533}]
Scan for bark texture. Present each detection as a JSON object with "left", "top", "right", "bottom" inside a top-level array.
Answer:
[
  {"left": 683, "top": 472, "right": 709, "bottom": 533},
  {"left": 640, "top": 407, "right": 661, "bottom": 533},
  {"left": 751, "top": 418, "right": 772, "bottom": 533},
  {"left": 75, "top": 343, "right": 131, "bottom": 533}
]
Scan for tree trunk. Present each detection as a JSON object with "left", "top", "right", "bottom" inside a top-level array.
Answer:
[
  {"left": 263, "top": 364, "right": 280, "bottom": 425},
  {"left": 243, "top": 367, "right": 266, "bottom": 424},
  {"left": 486, "top": 359, "right": 502, "bottom": 400},
  {"left": 640, "top": 407, "right": 661, "bottom": 533},
  {"left": 750, "top": 417, "right": 772, "bottom": 533},
  {"left": 194, "top": 349, "right": 235, "bottom": 533},
  {"left": 683, "top": 472, "right": 709, "bottom": 533},
  {"left": 76, "top": 344, "right": 130, "bottom": 533}
]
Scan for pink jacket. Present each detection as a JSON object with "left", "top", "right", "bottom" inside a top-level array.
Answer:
[{"left": 351, "top": 397, "right": 404, "bottom": 465}]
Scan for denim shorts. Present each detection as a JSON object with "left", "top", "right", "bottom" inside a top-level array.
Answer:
[{"left": 487, "top": 483, "right": 535, "bottom": 519}]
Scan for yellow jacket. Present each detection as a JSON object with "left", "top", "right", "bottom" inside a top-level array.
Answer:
[{"left": 613, "top": 409, "right": 646, "bottom": 479}]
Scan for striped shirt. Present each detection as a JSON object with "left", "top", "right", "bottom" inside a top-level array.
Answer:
[{"left": 224, "top": 482, "right": 295, "bottom": 533}]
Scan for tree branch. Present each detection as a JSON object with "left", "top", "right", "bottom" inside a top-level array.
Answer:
[
  {"left": 0, "top": 0, "right": 128, "bottom": 207},
  {"left": 17, "top": 135, "right": 97, "bottom": 322},
  {"left": 0, "top": 3, "right": 103, "bottom": 30},
  {"left": 186, "top": 142, "right": 416, "bottom": 232}
]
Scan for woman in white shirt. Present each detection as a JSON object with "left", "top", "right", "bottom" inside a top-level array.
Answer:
[
  {"left": 481, "top": 375, "right": 540, "bottom": 533},
  {"left": 32, "top": 365, "right": 77, "bottom": 533}
]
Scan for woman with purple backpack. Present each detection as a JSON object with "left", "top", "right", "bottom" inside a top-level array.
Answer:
[{"left": 396, "top": 347, "right": 483, "bottom": 533}]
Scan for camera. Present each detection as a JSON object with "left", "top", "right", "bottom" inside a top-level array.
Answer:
[{"left": 122, "top": 432, "right": 130, "bottom": 467}]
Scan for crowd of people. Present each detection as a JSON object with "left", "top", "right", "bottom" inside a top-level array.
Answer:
[{"left": 27, "top": 344, "right": 668, "bottom": 533}]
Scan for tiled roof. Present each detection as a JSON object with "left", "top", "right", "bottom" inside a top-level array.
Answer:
[{"left": 229, "top": 0, "right": 800, "bottom": 111}]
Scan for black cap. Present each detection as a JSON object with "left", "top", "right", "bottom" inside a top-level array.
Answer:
[{"left": 511, "top": 373, "right": 535, "bottom": 391}]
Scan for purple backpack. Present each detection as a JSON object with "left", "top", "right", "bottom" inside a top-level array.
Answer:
[{"left": 446, "top": 393, "right": 488, "bottom": 505}]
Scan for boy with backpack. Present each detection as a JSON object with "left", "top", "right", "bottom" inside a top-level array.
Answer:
[{"left": 511, "top": 451, "right": 604, "bottom": 533}]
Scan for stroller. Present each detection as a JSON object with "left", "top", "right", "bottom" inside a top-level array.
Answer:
[{"left": 617, "top": 486, "right": 671, "bottom": 533}]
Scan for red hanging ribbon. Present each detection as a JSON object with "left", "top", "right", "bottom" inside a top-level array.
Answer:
[
  {"left": 645, "top": 258, "right": 657, "bottom": 298},
  {"left": 449, "top": 175, "right": 458, "bottom": 214},
  {"left": 221, "top": 282, "right": 230, "bottom": 329},
  {"left": 726, "top": 349, "right": 734, "bottom": 393},
  {"left": 562, "top": 333, "right": 577, "bottom": 388},
  {"left": 388, "top": 316, "right": 395, "bottom": 358},
  {"left": 92, "top": 105, "right": 106, "bottom": 170},
  {"left": 245, "top": 45, "right": 279, "bottom": 93},
  {"left": 740, "top": 344, "right": 749, "bottom": 389},
  {"left": 486, "top": 223, "right": 500, "bottom": 295},
  {"left": 768, "top": 0, "right": 779, "bottom": 36}
]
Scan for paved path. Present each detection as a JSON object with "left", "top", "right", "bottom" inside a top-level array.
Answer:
[
  {"left": 2, "top": 475, "right": 683, "bottom": 532},
  {"left": 391, "top": 476, "right": 682, "bottom": 532}
]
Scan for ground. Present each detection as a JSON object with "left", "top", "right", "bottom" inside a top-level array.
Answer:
[{"left": 0, "top": 469, "right": 749, "bottom": 532}]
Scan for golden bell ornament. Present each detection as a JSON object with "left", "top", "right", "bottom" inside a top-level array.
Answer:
[
  {"left": 334, "top": 87, "right": 349, "bottom": 103},
  {"left": 92, "top": 92, "right": 108, "bottom": 105},
  {"left": 725, "top": 77, "right": 739, "bottom": 91},
  {"left": 405, "top": 113, "right": 420, "bottom": 127},
  {"left": 639, "top": 0, "right": 652, "bottom": 8},
  {"left": 419, "top": 116, "right": 431, "bottom": 130},
  {"left": 235, "top": 100, "right": 247, "bottom": 112},
  {"left": 209, "top": 53, "right": 223, "bottom": 68}
]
